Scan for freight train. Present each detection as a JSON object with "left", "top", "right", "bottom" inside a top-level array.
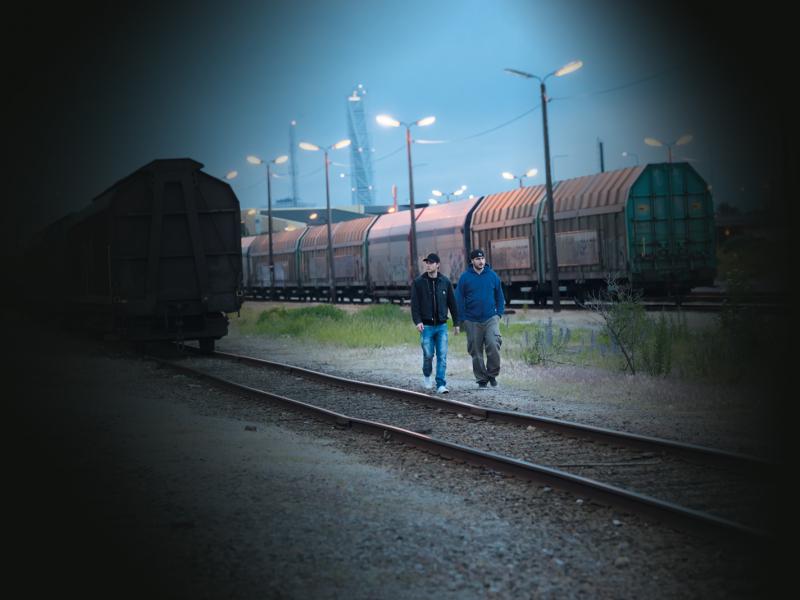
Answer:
[
  {"left": 27, "top": 159, "right": 243, "bottom": 350},
  {"left": 242, "top": 163, "right": 716, "bottom": 304}
]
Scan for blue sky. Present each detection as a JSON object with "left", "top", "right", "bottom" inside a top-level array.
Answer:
[{"left": 7, "top": 0, "right": 786, "bottom": 245}]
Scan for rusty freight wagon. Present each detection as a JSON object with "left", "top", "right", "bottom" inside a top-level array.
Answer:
[
  {"left": 471, "top": 163, "right": 715, "bottom": 303},
  {"left": 248, "top": 227, "right": 307, "bottom": 299},
  {"left": 414, "top": 197, "right": 482, "bottom": 282},
  {"left": 299, "top": 223, "right": 342, "bottom": 300},
  {"left": 331, "top": 215, "right": 379, "bottom": 302},
  {"left": 34, "top": 159, "right": 243, "bottom": 351},
  {"left": 366, "top": 207, "right": 427, "bottom": 301}
]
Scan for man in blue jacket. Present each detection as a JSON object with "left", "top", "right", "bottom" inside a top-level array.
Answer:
[
  {"left": 410, "top": 253, "right": 460, "bottom": 394},
  {"left": 456, "top": 249, "right": 505, "bottom": 388}
]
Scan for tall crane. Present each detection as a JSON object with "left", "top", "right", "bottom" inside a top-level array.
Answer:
[{"left": 346, "top": 84, "right": 375, "bottom": 206}]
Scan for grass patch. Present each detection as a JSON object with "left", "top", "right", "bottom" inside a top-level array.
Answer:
[
  {"left": 234, "top": 303, "right": 464, "bottom": 349},
  {"left": 231, "top": 301, "right": 786, "bottom": 386}
]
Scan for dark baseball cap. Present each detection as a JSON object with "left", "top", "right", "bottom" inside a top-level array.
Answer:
[
  {"left": 469, "top": 249, "right": 485, "bottom": 259},
  {"left": 422, "top": 253, "right": 440, "bottom": 263}
]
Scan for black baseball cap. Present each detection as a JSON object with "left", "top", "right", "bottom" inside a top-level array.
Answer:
[
  {"left": 469, "top": 249, "right": 485, "bottom": 259},
  {"left": 422, "top": 253, "right": 440, "bottom": 263}
]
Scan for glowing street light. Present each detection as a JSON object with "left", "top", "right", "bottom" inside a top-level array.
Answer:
[
  {"left": 247, "top": 153, "right": 289, "bottom": 299},
  {"left": 376, "top": 113, "right": 436, "bottom": 278},
  {"left": 501, "top": 168, "right": 538, "bottom": 188},
  {"left": 505, "top": 60, "right": 583, "bottom": 312},
  {"left": 621, "top": 151, "right": 640, "bottom": 166},
  {"left": 644, "top": 134, "right": 693, "bottom": 163},
  {"left": 431, "top": 184, "right": 468, "bottom": 202},
  {"left": 298, "top": 138, "right": 351, "bottom": 303}
]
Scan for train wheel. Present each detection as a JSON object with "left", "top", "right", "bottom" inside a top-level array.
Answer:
[{"left": 199, "top": 338, "right": 215, "bottom": 354}]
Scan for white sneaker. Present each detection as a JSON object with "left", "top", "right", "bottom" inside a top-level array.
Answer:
[
  {"left": 423, "top": 376, "right": 433, "bottom": 390},
  {"left": 436, "top": 385, "right": 449, "bottom": 394}
]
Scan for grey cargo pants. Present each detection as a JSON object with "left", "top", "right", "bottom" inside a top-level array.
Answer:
[{"left": 463, "top": 315, "right": 502, "bottom": 384}]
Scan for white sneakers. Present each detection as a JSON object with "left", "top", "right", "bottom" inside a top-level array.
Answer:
[{"left": 423, "top": 377, "right": 448, "bottom": 393}]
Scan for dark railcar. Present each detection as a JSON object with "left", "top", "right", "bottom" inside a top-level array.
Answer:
[{"left": 37, "top": 158, "right": 243, "bottom": 350}]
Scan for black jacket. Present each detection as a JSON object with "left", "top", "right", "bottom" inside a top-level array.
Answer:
[{"left": 410, "top": 273, "right": 459, "bottom": 326}]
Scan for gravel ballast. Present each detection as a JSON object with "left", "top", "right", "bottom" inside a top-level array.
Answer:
[{"left": 7, "top": 310, "right": 784, "bottom": 599}]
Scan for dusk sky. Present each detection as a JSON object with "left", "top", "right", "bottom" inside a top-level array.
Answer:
[{"left": 6, "top": 0, "right": 789, "bottom": 252}]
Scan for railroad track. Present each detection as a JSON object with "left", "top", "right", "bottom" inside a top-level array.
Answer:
[
  {"left": 155, "top": 345, "right": 775, "bottom": 542},
  {"left": 243, "top": 295, "right": 785, "bottom": 313}
]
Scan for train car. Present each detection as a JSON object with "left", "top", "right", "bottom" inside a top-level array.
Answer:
[
  {"left": 366, "top": 207, "right": 427, "bottom": 301},
  {"left": 241, "top": 235, "right": 257, "bottom": 291},
  {"left": 33, "top": 158, "right": 243, "bottom": 350},
  {"left": 248, "top": 227, "right": 308, "bottom": 299},
  {"left": 415, "top": 197, "right": 482, "bottom": 282},
  {"left": 471, "top": 163, "right": 715, "bottom": 303},
  {"left": 298, "top": 223, "right": 342, "bottom": 300},
  {"left": 332, "top": 215, "right": 379, "bottom": 302}
]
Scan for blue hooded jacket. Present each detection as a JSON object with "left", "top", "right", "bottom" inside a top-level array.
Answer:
[{"left": 455, "top": 264, "right": 505, "bottom": 323}]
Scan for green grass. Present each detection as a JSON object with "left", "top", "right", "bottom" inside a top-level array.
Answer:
[
  {"left": 234, "top": 303, "right": 452, "bottom": 349},
  {"left": 231, "top": 302, "right": 786, "bottom": 385}
]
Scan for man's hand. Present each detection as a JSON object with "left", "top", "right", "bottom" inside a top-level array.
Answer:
[
  {"left": 453, "top": 326, "right": 460, "bottom": 335},
  {"left": 416, "top": 322, "right": 424, "bottom": 332}
]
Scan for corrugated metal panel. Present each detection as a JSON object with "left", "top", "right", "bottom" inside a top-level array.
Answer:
[
  {"left": 241, "top": 236, "right": 256, "bottom": 252},
  {"left": 471, "top": 186, "right": 545, "bottom": 231},
  {"left": 367, "top": 208, "right": 425, "bottom": 287},
  {"left": 547, "top": 166, "right": 646, "bottom": 218},
  {"left": 333, "top": 215, "right": 377, "bottom": 247},
  {"left": 415, "top": 198, "right": 479, "bottom": 233},
  {"left": 368, "top": 207, "right": 426, "bottom": 239},
  {"left": 250, "top": 228, "right": 306, "bottom": 257},
  {"left": 300, "top": 223, "right": 342, "bottom": 251}
]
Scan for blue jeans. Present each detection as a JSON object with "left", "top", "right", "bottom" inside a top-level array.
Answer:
[{"left": 420, "top": 323, "right": 449, "bottom": 387}]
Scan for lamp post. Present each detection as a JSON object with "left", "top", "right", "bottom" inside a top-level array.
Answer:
[
  {"left": 298, "top": 138, "right": 351, "bottom": 303},
  {"left": 621, "top": 151, "right": 639, "bottom": 166},
  {"left": 376, "top": 113, "right": 436, "bottom": 278},
  {"left": 501, "top": 168, "right": 538, "bottom": 188},
  {"left": 644, "top": 134, "right": 692, "bottom": 163},
  {"left": 246, "top": 154, "right": 288, "bottom": 299},
  {"left": 431, "top": 185, "right": 467, "bottom": 202},
  {"left": 505, "top": 60, "right": 583, "bottom": 312}
]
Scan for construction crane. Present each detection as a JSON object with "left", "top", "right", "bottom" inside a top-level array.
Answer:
[{"left": 346, "top": 84, "right": 376, "bottom": 206}]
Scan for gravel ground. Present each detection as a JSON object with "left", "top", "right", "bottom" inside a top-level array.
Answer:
[
  {"left": 179, "top": 353, "right": 770, "bottom": 530},
  {"left": 6, "top": 309, "right": 786, "bottom": 599},
  {"left": 224, "top": 302, "right": 780, "bottom": 460}
]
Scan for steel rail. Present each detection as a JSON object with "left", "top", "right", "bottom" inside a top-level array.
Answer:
[
  {"left": 194, "top": 347, "right": 771, "bottom": 472},
  {"left": 157, "top": 356, "right": 770, "bottom": 542}
]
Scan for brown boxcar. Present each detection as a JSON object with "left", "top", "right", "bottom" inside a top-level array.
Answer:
[
  {"left": 471, "top": 163, "right": 715, "bottom": 302},
  {"left": 332, "top": 215, "right": 379, "bottom": 301},
  {"left": 366, "top": 207, "right": 426, "bottom": 300},
  {"left": 298, "top": 223, "right": 341, "bottom": 298},
  {"left": 249, "top": 227, "right": 307, "bottom": 298},
  {"left": 415, "top": 197, "right": 482, "bottom": 283}
]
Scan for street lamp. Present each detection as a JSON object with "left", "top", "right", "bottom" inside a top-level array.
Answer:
[
  {"left": 298, "top": 138, "right": 351, "bottom": 303},
  {"left": 431, "top": 184, "right": 467, "bottom": 202},
  {"left": 376, "top": 113, "right": 436, "bottom": 277},
  {"left": 644, "top": 134, "right": 692, "bottom": 163},
  {"left": 621, "top": 151, "right": 640, "bottom": 166},
  {"left": 501, "top": 168, "right": 538, "bottom": 188},
  {"left": 247, "top": 153, "right": 289, "bottom": 299},
  {"left": 505, "top": 60, "right": 583, "bottom": 312}
]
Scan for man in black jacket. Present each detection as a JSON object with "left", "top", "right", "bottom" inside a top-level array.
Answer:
[{"left": 410, "top": 253, "right": 460, "bottom": 393}]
